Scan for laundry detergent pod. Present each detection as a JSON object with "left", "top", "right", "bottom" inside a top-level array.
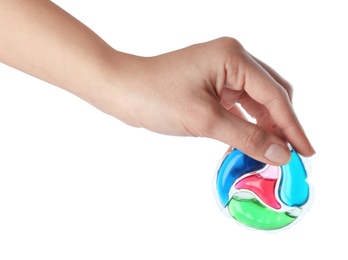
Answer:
[{"left": 214, "top": 148, "right": 312, "bottom": 231}]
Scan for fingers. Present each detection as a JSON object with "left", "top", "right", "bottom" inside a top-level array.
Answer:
[
  {"left": 209, "top": 107, "right": 291, "bottom": 165},
  {"left": 249, "top": 54, "right": 294, "bottom": 102},
  {"left": 224, "top": 51, "right": 315, "bottom": 158}
]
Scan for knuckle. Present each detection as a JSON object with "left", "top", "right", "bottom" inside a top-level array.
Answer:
[
  {"left": 242, "top": 125, "right": 268, "bottom": 154},
  {"left": 217, "top": 37, "right": 243, "bottom": 50},
  {"left": 213, "top": 37, "right": 245, "bottom": 59}
]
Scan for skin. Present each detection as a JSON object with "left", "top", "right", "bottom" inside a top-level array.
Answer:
[{"left": 0, "top": 0, "right": 315, "bottom": 165}]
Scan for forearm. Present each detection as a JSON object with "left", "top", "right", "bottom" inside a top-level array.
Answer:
[{"left": 0, "top": 0, "right": 135, "bottom": 114}]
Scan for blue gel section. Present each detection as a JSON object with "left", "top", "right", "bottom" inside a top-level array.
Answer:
[
  {"left": 279, "top": 150, "right": 309, "bottom": 206},
  {"left": 216, "top": 149, "right": 266, "bottom": 206}
]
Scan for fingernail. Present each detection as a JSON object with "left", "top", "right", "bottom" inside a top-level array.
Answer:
[{"left": 265, "top": 143, "right": 291, "bottom": 164}]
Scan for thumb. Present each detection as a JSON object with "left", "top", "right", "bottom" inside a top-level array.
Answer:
[{"left": 211, "top": 108, "right": 291, "bottom": 166}]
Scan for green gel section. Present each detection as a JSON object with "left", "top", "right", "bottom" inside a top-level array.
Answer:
[{"left": 228, "top": 198, "right": 299, "bottom": 230}]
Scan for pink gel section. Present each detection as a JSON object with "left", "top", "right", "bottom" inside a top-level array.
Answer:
[
  {"left": 235, "top": 166, "right": 281, "bottom": 209},
  {"left": 260, "top": 165, "right": 279, "bottom": 179}
]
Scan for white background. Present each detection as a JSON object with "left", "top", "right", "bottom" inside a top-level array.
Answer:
[{"left": 0, "top": 0, "right": 347, "bottom": 259}]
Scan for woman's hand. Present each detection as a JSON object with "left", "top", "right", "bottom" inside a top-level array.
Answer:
[
  {"left": 0, "top": 1, "right": 314, "bottom": 165},
  {"left": 106, "top": 37, "right": 315, "bottom": 165}
]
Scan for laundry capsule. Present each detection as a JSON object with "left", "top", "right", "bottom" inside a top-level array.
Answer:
[{"left": 214, "top": 148, "right": 312, "bottom": 231}]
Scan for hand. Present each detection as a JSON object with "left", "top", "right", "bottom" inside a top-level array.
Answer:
[
  {"left": 0, "top": 1, "right": 314, "bottom": 165},
  {"left": 103, "top": 37, "right": 315, "bottom": 165}
]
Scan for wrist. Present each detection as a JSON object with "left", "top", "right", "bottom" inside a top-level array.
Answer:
[{"left": 89, "top": 50, "right": 148, "bottom": 127}]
